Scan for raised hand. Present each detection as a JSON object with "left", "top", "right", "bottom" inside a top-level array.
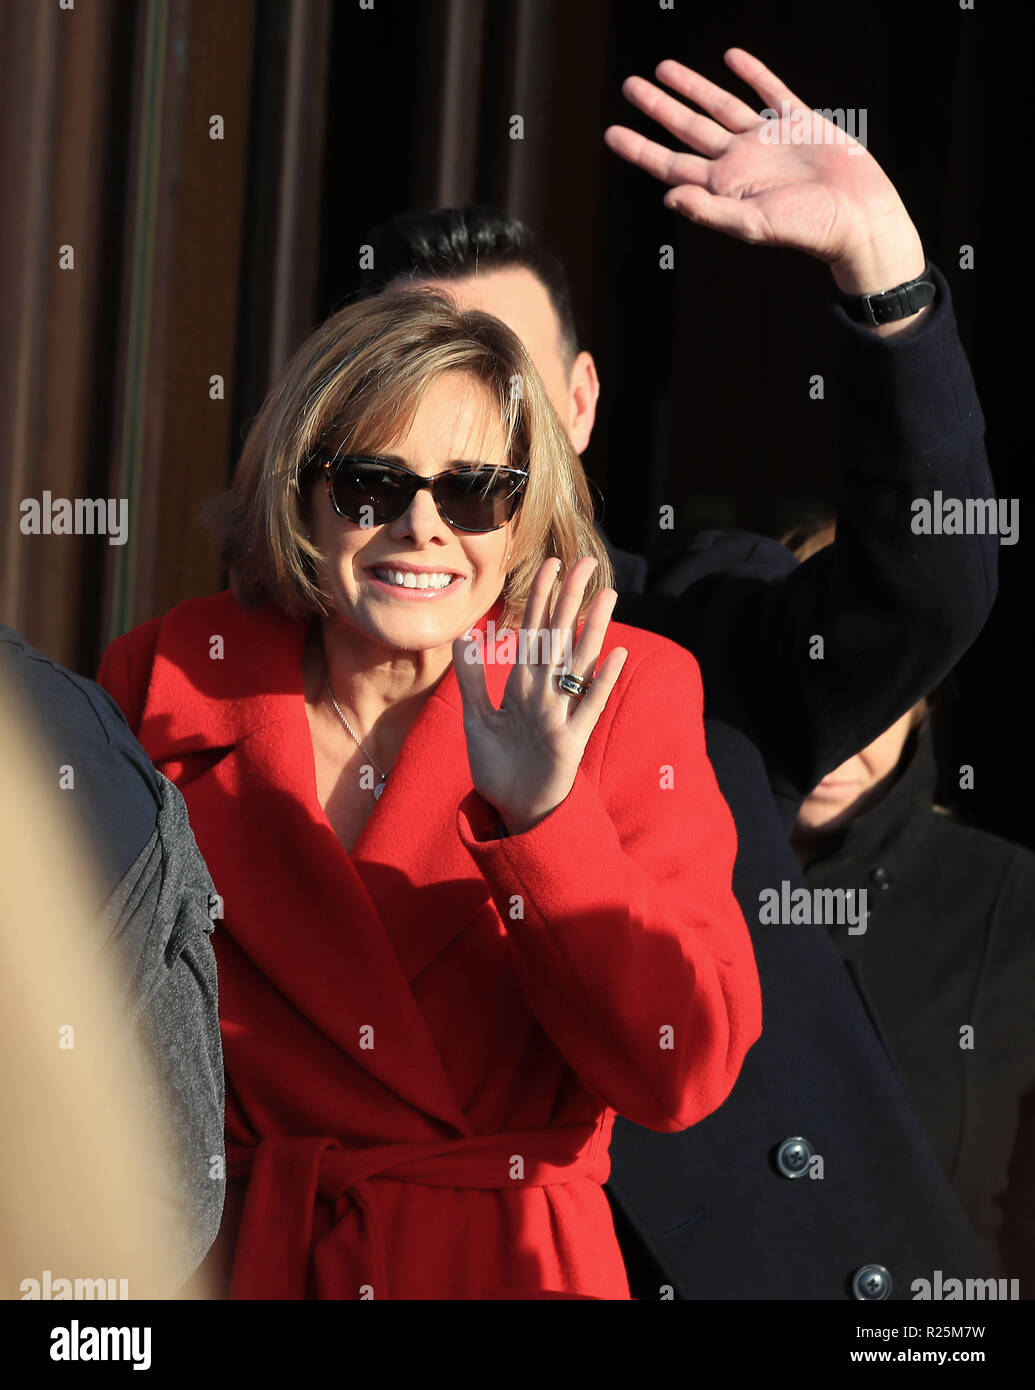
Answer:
[
  {"left": 604, "top": 48, "right": 926, "bottom": 298},
  {"left": 453, "top": 557, "right": 628, "bottom": 836}
]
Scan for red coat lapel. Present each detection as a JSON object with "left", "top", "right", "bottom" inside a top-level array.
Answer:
[
  {"left": 138, "top": 591, "right": 511, "bottom": 1135},
  {"left": 350, "top": 641, "right": 511, "bottom": 985}
]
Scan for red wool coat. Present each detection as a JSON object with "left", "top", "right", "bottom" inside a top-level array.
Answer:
[{"left": 97, "top": 589, "right": 761, "bottom": 1300}]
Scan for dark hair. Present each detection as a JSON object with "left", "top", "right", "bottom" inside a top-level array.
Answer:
[{"left": 359, "top": 205, "right": 579, "bottom": 372}]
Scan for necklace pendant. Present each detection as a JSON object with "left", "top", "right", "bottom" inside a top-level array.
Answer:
[{"left": 373, "top": 778, "right": 386, "bottom": 800}]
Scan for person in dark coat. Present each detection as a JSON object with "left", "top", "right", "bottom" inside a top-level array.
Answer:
[
  {"left": 0, "top": 625, "right": 226, "bottom": 1287},
  {"left": 358, "top": 49, "right": 1000, "bottom": 1299},
  {"left": 785, "top": 521, "right": 1035, "bottom": 1296}
]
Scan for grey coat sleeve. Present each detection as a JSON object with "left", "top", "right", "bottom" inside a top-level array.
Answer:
[{"left": 97, "top": 772, "right": 226, "bottom": 1286}]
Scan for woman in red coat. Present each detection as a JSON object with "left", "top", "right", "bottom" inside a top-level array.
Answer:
[{"left": 97, "top": 288, "right": 760, "bottom": 1300}]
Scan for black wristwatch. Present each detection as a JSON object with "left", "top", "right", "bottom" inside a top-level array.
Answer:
[{"left": 835, "top": 262, "right": 936, "bottom": 326}]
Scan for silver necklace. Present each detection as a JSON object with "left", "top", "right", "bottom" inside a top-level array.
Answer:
[{"left": 320, "top": 650, "right": 389, "bottom": 800}]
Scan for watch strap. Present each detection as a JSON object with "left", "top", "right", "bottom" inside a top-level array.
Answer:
[{"left": 836, "top": 263, "right": 936, "bottom": 326}]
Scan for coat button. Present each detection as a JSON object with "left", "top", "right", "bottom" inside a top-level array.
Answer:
[
  {"left": 870, "top": 866, "right": 892, "bottom": 889},
  {"left": 852, "top": 1264, "right": 892, "bottom": 1300},
  {"left": 773, "top": 1136, "right": 814, "bottom": 1178}
]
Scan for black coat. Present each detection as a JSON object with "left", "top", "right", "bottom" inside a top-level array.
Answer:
[
  {"left": 603, "top": 262, "right": 1003, "bottom": 1300},
  {"left": 803, "top": 728, "right": 1035, "bottom": 1288}
]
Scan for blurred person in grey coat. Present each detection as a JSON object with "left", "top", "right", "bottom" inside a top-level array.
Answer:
[{"left": 0, "top": 625, "right": 225, "bottom": 1292}]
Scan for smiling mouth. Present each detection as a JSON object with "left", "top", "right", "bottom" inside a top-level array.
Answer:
[{"left": 370, "top": 567, "right": 462, "bottom": 592}]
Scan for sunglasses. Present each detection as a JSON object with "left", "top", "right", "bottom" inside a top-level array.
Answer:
[{"left": 316, "top": 452, "right": 528, "bottom": 533}]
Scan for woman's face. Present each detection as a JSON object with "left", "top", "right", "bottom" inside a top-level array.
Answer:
[
  {"left": 310, "top": 371, "right": 515, "bottom": 656},
  {"left": 795, "top": 705, "right": 923, "bottom": 837}
]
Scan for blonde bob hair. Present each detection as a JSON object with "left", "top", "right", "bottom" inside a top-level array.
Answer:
[{"left": 205, "top": 287, "right": 612, "bottom": 630}]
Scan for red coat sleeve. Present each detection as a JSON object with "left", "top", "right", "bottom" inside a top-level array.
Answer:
[
  {"left": 95, "top": 617, "right": 162, "bottom": 736},
  {"left": 457, "top": 638, "right": 762, "bottom": 1134}
]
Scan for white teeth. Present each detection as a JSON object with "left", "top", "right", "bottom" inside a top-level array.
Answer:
[{"left": 374, "top": 568, "right": 455, "bottom": 591}]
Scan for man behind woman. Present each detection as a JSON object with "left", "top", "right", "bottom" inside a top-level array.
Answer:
[{"left": 355, "top": 47, "right": 999, "bottom": 1298}]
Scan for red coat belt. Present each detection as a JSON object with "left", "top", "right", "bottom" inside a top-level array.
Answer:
[{"left": 227, "top": 1125, "right": 608, "bottom": 1299}]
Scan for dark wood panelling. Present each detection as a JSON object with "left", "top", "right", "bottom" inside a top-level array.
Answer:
[
  {"left": 103, "top": 0, "right": 256, "bottom": 639},
  {"left": 0, "top": 0, "right": 126, "bottom": 669}
]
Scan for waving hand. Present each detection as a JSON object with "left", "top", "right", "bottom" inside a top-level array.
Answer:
[{"left": 604, "top": 48, "right": 926, "bottom": 299}]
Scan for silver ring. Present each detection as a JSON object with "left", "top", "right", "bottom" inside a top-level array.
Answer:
[{"left": 557, "top": 670, "right": 592, "bottom": 698}]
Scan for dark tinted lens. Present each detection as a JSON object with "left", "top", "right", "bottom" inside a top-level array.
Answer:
[
  {"left": 436, "top": 470, "right": 525, "bottom": 530},
  {"left": 330, "top": 462, "right": 413, "bottom": 523}
]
